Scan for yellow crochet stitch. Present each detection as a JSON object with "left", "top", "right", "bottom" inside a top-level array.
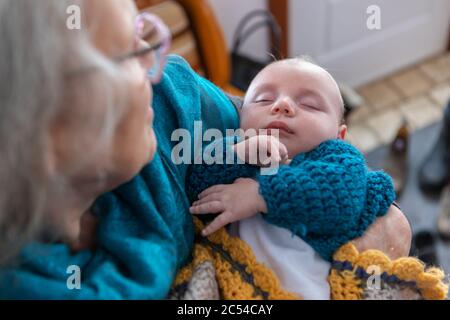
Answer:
[
  {"left": 172, "top": 217, "right": 299, "bottom": 299},
  {"left": 329, "top": 243, "right": 449, "bottom": 300},
  {"left": 172, "top": 217, "right": 448, "bottom": 300}
]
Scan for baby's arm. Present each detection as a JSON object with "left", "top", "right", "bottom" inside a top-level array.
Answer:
[
  {"left": 190, "top": 177, "right": 267, "bottom": 236},
  {"left": 188, "top": 135, "right": 288, "bottom": 235},
  {"left": 187, "top": 134, "right": 289, "bottom": 200},
  {"left": 186, "top": 136, "right": 259, "bottom": 203},
  {"left": 258, "top": 140, "right": 395, "bottom": 261}
]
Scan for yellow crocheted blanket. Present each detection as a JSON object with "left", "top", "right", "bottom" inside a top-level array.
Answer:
[{"left": 170, "top": 217, "right": 448, "bottom": 300}]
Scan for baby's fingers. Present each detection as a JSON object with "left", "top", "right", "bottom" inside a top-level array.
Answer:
[
  {"left": 279, "top": 142, "right": 289, "bottom": 164},
  {"left": 198, "top": 185, "right": 225, "bottom": 199},
  {"left": 190, "top": 201, "right": 224, "bottom": 214},
  {"left": 192, "top": 193, "right": 223, "bottom": 206},
  {"left": 269, "top": 140, "right": 282, "bottom": 162},
  {"left": 202, "top": 211, "right": 232, "bottom": 236},
  {"left": 259, "top": 139, "right": 281, "bottom": 166}
]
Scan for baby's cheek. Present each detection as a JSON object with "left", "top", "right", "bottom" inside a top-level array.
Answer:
[
  {"left": 240, "top": 107, "right": 268, "bottom": 130},
  {"left": 294, "top": 121, "right": 335, "bottom": 152},
  {"left": 240, "top": 112, "right": 260, "bottom": 132},
  {"left": 311, "top": 116, "right": 340, "bottom": 139}
]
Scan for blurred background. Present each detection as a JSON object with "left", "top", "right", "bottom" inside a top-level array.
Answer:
[{"left": 136, "top": 0, "right": 450, "bottom": 277}]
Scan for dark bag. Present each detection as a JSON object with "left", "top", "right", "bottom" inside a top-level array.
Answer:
[{"left": 230, "top": 10, "right": 282, "bottom": 91}]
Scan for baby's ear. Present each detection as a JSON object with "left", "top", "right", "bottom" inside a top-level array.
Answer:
[{"left": 337, "top": 124, "right": 347, "bottom": 140}]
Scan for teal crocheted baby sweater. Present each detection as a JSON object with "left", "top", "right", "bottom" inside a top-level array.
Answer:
[{"left": 187, "top": 138, "right": 395, "bottom": 261}]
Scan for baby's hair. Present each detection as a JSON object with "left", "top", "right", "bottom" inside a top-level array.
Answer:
[
  {"left": 267, "top": 52, "right": 278, "bottom": 63},
  {"left": 290, "top": 54, "right": 316, "bottom": 64},
  {"left": 266, "top": 53, "right": 316, "bottom": 64}
]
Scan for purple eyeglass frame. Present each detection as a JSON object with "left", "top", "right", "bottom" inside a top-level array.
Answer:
[{"left": 113, "top": 13, "right": 172, "bottom": 84}]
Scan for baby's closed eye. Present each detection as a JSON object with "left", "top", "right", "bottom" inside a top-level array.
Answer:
[
  {"left": 297, "top": 97, "right": 321, "bottom": 110},
  {"left": 254, "top": 92, "right": 275, "bottom": 104}
]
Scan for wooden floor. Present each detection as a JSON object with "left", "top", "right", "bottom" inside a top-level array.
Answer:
[
  {"left": 347, "top": 52, "right": 450, "bottom": 154},
  {"left": 366, "top": 123, "right": 450, "bottom": 281}
]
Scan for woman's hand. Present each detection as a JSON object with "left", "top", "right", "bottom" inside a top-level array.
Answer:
[
  {"left": 190, "top": 178, "right": 268, "bottom": 236},
  {"left": 352, "top": 204, "right": 412, "bottom": 259},
  {"left": 233, "top": 135, "right": 289, "bottom": 167}
]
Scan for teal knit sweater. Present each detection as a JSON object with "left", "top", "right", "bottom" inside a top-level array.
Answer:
[
  {"left": 0, "top": 55, "right": 240, "bottom": 299},
  {"left": 187, "top": 138, "right": 395, "bottom": 261}
]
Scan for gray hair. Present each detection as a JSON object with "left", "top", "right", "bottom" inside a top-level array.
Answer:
[{"left": 0, "top": 0, "right": 128, "bottom": 264}]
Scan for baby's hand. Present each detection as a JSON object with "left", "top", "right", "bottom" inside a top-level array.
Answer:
[
  {"left": 233, "top": 135, "right": 289, "bottom": 167},
  {"left": 189, "top": 178, "right": 268, "bottom": 236}
]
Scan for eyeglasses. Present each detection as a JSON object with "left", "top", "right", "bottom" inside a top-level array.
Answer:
[
  {"left": 67, "top": 13, "right": 171, "bottom": 84},
  {"left": 116, "top": 12, "right": 171, "bottom": 84}
]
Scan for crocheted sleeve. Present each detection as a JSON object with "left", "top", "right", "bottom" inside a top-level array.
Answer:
[
  {"left": 186, "top": 136, "right": 259, "bottom": 203},
  {"left": 258, "top": 139, "right": 395, "bottom": 261}
]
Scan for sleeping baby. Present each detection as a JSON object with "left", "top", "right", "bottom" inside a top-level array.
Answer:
[{"left": 186, "top": 57, "right": 395, "bottom": 299}]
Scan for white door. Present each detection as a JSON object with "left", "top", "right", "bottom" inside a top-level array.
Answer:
[{"left": 289, "top": 0, "right": 450, "bottom": 86}]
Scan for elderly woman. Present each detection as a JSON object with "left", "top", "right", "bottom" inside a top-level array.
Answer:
[{"left": 0, "top": 0, "right": 411, "bottom": 299}]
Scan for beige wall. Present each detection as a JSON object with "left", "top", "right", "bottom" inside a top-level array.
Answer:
[{"left": 208, "top": 0, "right": 269, "bottom": 62}]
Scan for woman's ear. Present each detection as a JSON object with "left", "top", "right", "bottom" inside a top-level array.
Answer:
[{"left": 337, "top": 124, "right": 347, "bottom": 140}]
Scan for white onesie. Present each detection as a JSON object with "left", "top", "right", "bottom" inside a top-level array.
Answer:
[{"left": 230, "top": 214, "right": 331, "bottom": 300}]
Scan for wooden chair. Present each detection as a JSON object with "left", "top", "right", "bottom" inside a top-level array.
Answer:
[{"left": 136, "top": 0, "right": 243, "bottom": 96}]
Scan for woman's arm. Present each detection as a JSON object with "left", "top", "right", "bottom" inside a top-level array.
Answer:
[{"left": 352, "top": 204, "right": 412, "bottom": 259}]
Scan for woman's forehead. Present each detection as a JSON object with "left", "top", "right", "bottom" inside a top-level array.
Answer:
[
  {"left": 85, "top": 0, "right": 136, "bottom": 56},
  {"left": 85, "top": 0, "right": 135, "bottom": 22}
]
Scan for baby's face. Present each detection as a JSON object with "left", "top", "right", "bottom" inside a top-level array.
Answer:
[{"left": 241, "top": 60, "right": 346, "bottom": 157}]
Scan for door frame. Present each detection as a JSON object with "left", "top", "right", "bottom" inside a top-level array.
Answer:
[
  {"left": 448, "top": 28, "right": 450, "bottom": 50},
  {"left": 268, "top": 0, "right": 289, "bottom": 58}
]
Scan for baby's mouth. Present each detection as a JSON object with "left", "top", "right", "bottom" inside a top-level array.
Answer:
[{"left": 265, "top": 121, "right": 294, "bottom": 135}]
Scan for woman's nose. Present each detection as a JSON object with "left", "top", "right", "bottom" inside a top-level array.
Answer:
[
  {"left": 137, "top": 39, "right": 155, "bottom": 70},
  {"left": 271, "top": 98, "right": 295, "bottom": 117}
]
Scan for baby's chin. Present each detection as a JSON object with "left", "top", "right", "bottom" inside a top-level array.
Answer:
[{"left": 284, "top": 139, "right": 318, "bottom": 157}]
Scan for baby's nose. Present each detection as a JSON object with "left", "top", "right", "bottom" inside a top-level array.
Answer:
[{"left": 272, "top": 98, "right": 295, "bottom": 116}]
